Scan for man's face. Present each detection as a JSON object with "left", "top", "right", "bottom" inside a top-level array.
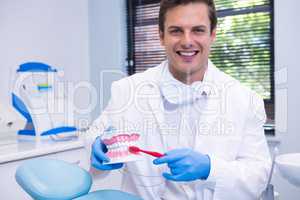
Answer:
[{"left": 160, "top": 3, "right": 216, "bottom": 79}]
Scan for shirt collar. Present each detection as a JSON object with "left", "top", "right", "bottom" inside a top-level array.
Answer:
[{"left": 159, "top": 60, "right": 213, "bottom": 105}]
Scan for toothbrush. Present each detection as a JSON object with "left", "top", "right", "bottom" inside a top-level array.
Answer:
[{"left": 128, "top": 146, "right": 164, "bottom": 158}]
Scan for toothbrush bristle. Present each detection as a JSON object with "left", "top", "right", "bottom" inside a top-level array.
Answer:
[{"left": 128, "top": 146, "right": 140, "bottom": 154}]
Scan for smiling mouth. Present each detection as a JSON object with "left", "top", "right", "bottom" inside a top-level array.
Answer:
[{"left": 176, "top": 50, "right": 199, "bottom": 57}]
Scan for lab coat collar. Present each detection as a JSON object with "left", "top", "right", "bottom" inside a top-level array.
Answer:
[
  {"left": 159, "top": 60, "right": 213, "bottom": 105},
  {"left": 146, "top": 60, "right": 216, "bottom": 149}
]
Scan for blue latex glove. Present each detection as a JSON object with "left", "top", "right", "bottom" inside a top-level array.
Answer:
[
  {"left": 153, "top": 148, "right": 210, "bottom": 182},
  {"left": 91, "top": 137, "right": 124, "bottom": 170}
]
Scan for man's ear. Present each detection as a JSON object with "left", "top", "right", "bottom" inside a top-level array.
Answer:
[
  {"left": 159, "top": 30, "right": 165, "bottom": 46},
  {"left": 210, "top": 28, "right": 217, "bottom": 43}
]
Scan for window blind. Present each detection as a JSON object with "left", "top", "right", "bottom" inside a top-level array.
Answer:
[
  {"left": 127, "top": 1, "right": 163, "bottom": 74},
  {"left": 126, "top": 0, "right": 274, "bottom": 104}
]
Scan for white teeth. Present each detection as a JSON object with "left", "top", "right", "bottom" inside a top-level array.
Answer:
[
  {"left": 179, "top": 51, "right": 196, "bottom": 56},
  {"left": 107, "top": 141, "right": 137, "bottom": 151}
]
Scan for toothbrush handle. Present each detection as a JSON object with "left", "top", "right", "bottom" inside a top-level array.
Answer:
[{"left": 140, "top": 149, "right": 164, "bottom": 158}]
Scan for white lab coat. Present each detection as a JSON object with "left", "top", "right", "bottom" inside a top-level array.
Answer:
[{"left": 85, "top": 60, "right": 271, "bottom": 200}]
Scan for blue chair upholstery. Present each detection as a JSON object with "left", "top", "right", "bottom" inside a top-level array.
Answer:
[
  {"left": 15, "top": 158, "right": 92, "bottom": 200},
  {"left": 74, "top": 190, "right": 143, "bottom": 200},
  {"left": 15, "top": 158, "right": 144, "bottom": 200}
]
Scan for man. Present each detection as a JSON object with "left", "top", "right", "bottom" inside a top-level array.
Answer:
[{"left": 87, "top": 0, "right": 271, "bottom": 199}]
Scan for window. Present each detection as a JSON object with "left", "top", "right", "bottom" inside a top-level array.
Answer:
[{"left": 126, "top": 0, "right": 274, "bottom": 120}]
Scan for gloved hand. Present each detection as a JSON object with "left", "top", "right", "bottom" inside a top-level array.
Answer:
[
  {"left": 153, "top": 148, "right": 210, "bottom": 182},
  {"left": 91, "top": 137, "right": 124, "bottom": 170}
]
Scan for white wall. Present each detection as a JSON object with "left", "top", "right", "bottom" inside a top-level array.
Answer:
[
  {"left": 273, "top": 0, "right": 300, "bottom": 199},
  {"left": 88, "top": 0, "right": 127, "bottom": 121},
  {"left": 0, "top": 0, "right": 90, "bottom": 127}
]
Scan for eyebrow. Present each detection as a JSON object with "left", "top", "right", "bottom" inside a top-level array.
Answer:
[{"left": 167, "top": 25, "right": 208, "bottom": 30}]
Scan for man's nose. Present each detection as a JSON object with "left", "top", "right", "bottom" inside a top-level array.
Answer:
[{"left": 181, "top": 32, "right": 193, "bottom": 48}]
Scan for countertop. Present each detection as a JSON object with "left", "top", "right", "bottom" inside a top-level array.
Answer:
[{"left": 0, "top": 132, "right": 85, "bottom": 164}]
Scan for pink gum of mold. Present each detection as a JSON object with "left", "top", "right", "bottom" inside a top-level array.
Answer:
[{"left": 103, "top": 133, "right": 140, "bottom": 145}]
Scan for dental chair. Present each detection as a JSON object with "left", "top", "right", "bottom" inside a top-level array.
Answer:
[{"left": 15, "top": 158, "right": 143, "bottom": 200}]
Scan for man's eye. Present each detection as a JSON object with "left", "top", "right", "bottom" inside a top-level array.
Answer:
[
  {"left": 194, "top": 28, "right": 205, "bottom": 33},
  {"left": 170, "top": 29, "right": 181, "bottom": 34}
]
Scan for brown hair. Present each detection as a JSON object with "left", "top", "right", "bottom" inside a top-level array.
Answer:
[{"left": 159, "top": 0, "right": 217, "bottom": 34}]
